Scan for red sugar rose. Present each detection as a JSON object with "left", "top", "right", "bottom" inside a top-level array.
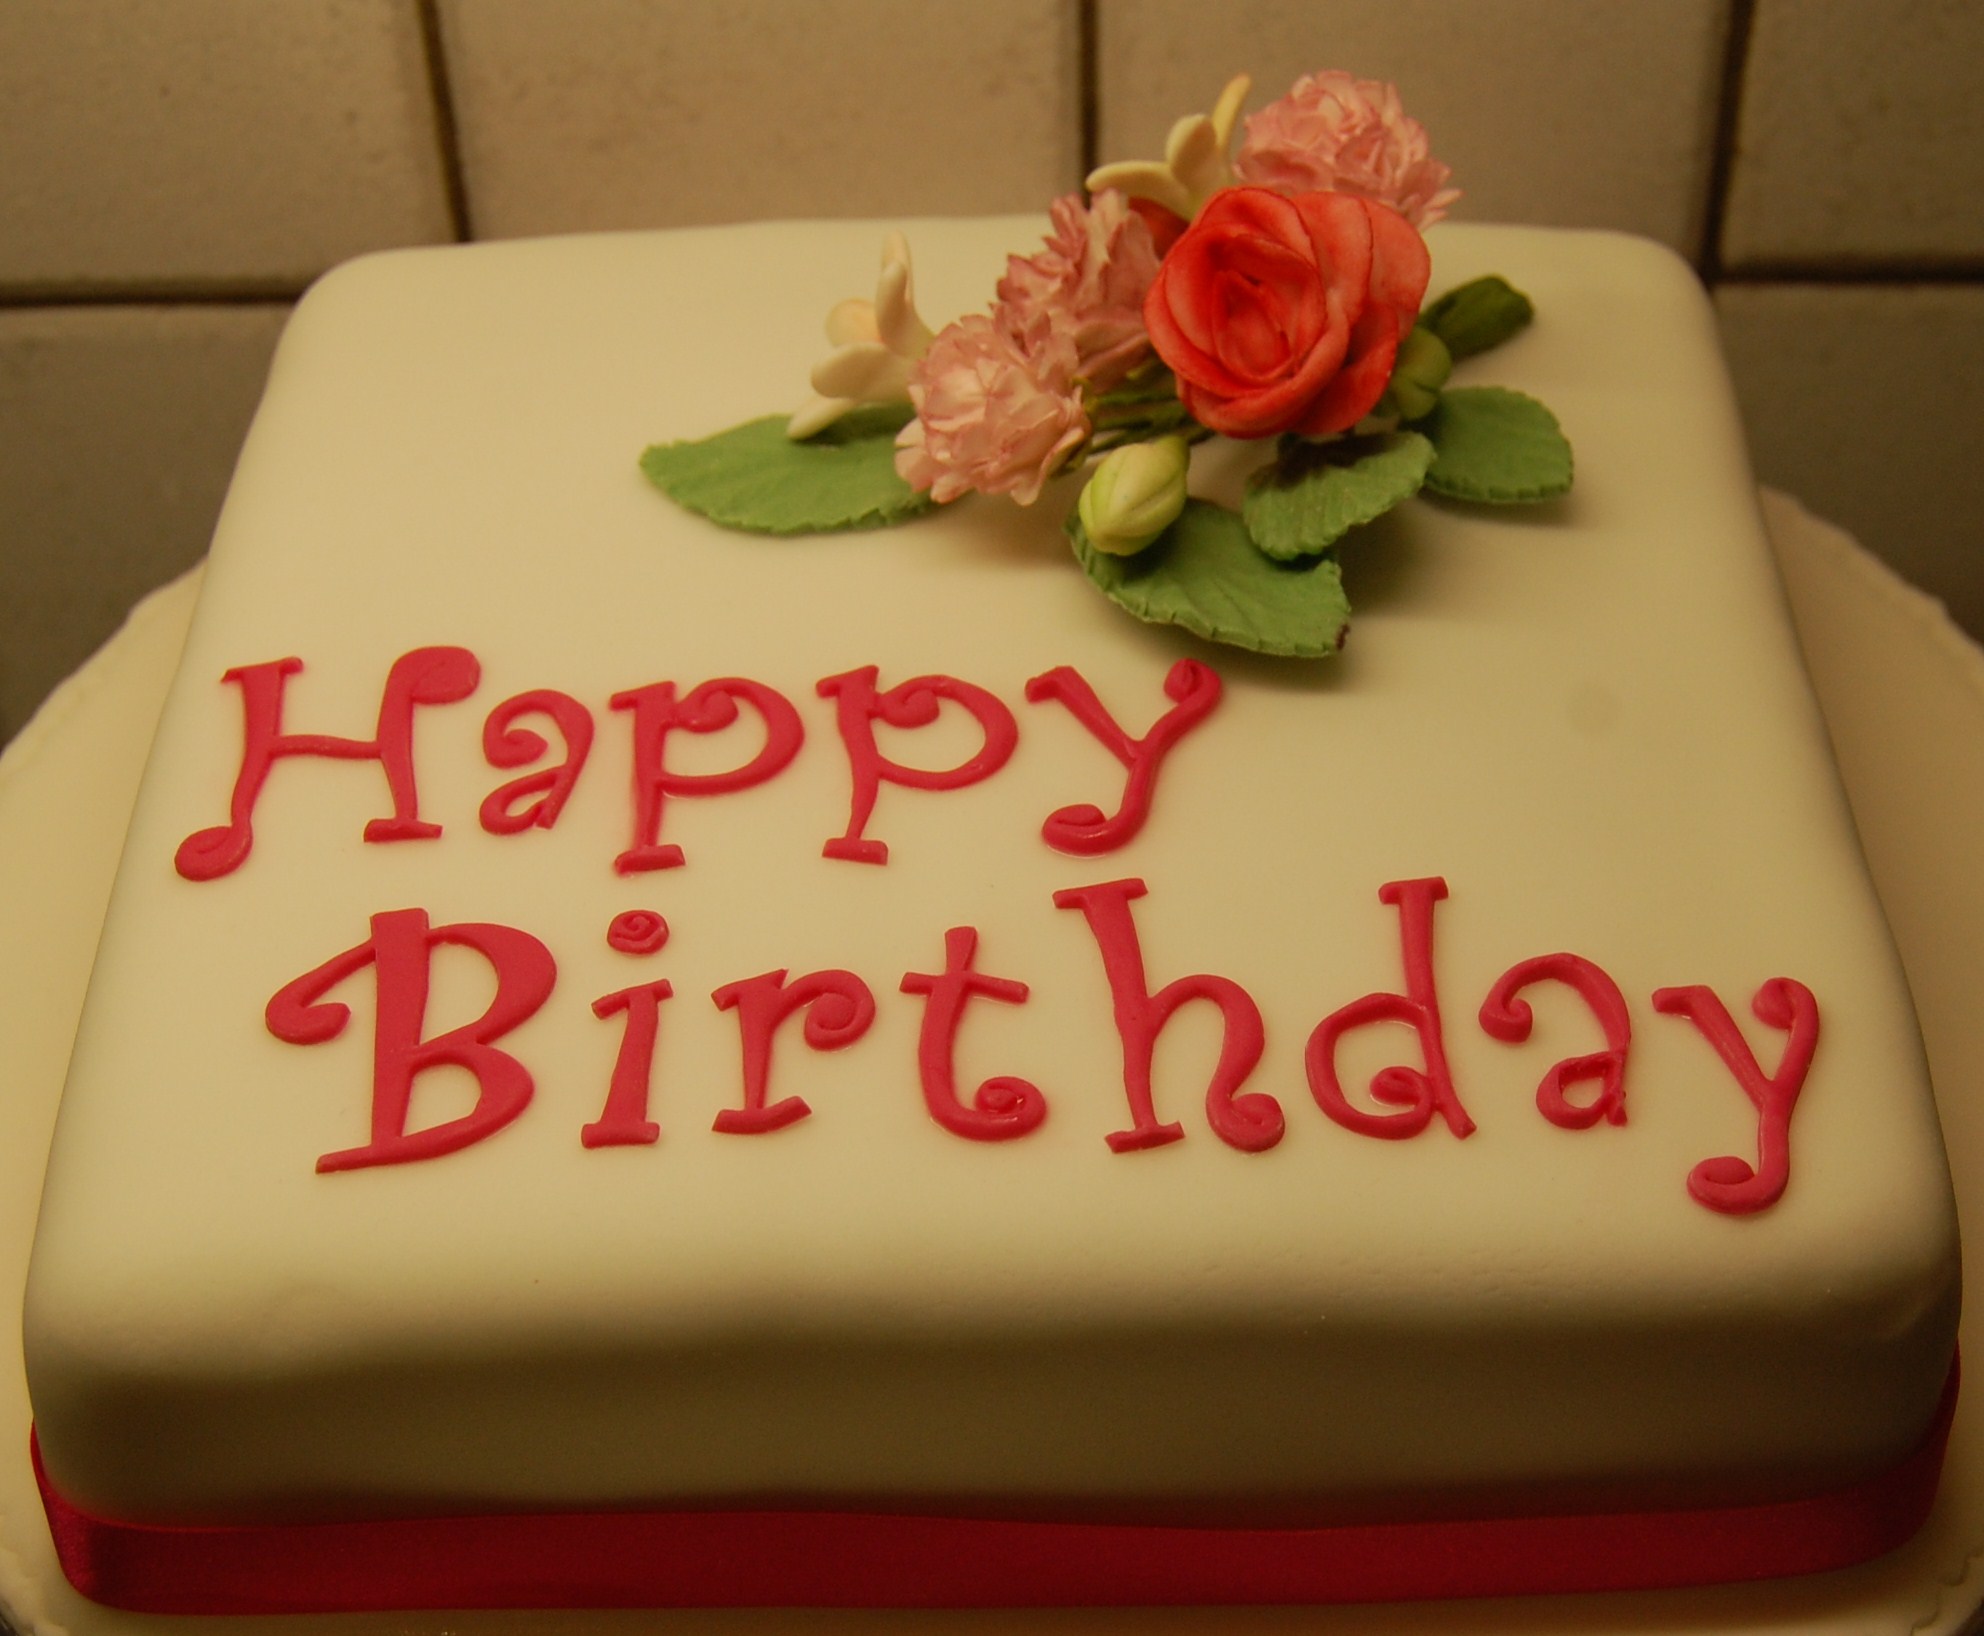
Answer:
[{"left": 1143, "top": 186, "right": 1431, "bottom": 440}]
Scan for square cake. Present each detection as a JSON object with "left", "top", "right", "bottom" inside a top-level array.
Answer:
[{"left": 19, "top": 216, "right": 1961, "bottom": 1611}]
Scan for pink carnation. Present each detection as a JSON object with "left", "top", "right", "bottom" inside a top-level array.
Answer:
[
  {"left": 1235, "top": 71, "right": 1459, "bottom": 230},
  {"left": 995, "top": 191, "right": 1161, "bottom": 392},
  {"left": 896, "top": 313, "right": 1089, "bottom": 506}
]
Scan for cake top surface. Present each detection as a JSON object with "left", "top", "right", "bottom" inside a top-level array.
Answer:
[
  {"left": 25, "top": 217, "right": 1949, "bottom": 1341},
  {"left": 16, "top": 57, "right": 1961, "bottom": 1519}
]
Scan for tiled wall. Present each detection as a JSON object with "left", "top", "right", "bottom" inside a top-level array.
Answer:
[{"left": 4, "top": 0, "right": 1981, "bottom": 745}]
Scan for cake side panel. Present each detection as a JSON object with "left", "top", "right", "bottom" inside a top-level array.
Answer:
[{"left": 23, "top": 223, "right": 1960, "bottom": 1524}]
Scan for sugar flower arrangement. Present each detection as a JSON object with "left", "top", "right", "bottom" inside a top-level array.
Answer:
[{"left": 644, "top": 70, "right": 1570, "bottom": 658}]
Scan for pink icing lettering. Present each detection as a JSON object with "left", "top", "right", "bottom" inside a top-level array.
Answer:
[
  {"left": 816, "top": 666, "right": 1018, "bottom": 864},
  {"left": 1654, "top": 978, "right": 1819, "bottom": 1215},
  {"left": 265, "top": 906, "right": 556, "bottom": 1172},
  {"left": 1025, "top": 659, "right": 1221, "bottom": 855},
  {"left": 176, "top": 648, "right": 480, "bottom": 881},
  {"left": 1479, "top": 953, "right": 1632, "bottom": 1129},
  {"left": 611, "top": 678, "right": 804, "bottom": 873},
  {"left": 605, "top": 909, "right": 670, "bottom": 956},
  {"left": 584, "top": 978, "right": 673, "bottom": 1148},
  {"left": 899, "top": 926, "right": 1047, "bottom": 1141},
  {"left": 1307, "top": 877, "right": 1474, "bottom": 1141},
  {"left": 710, "top": 969, "right": 876, "bottom": 1135},
  {"left": 1053, "top": 877, "right": 1278, "bottom": 1153},
  {"left": 479, "top": 689, "right": 594, "bottom": 835}
]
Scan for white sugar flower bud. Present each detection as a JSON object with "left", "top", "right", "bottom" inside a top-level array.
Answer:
[{"left": 1078, "top": 436, "right": 1190, "bottom": 556}]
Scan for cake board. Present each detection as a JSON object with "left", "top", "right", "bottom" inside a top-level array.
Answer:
[{"left": 3, "top": 488, "right": 1981, "bottom": 1636}]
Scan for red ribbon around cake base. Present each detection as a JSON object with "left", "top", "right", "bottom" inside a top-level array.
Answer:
[{"left": 32, "top": 1362, "right": 1959, "bottom": 1615}]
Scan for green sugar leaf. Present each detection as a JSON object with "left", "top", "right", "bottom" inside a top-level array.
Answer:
[
  {"left": 1421, "top": 387, "right": 1573, "bottom": 503},
  {"left": 1421, "top": 276, "right": 1534, "bottom": 359},
  {"left": 1244, "top": 432, "right": 1434, "bottom": 559},
  {"left": 1072, "top": 500, "right": 1352, "bottom": 658},
  {"left": 640, "top": 404, "right": 934, "bottom": 534}
]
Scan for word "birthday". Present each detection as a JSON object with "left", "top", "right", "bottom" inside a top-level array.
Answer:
[{"left": 265, "top": 876, "right": 1817, "bottom": 1220}]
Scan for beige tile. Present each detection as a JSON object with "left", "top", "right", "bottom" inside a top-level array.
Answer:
[
  {"left": 0, "top": 0, "right": 453, "bottom": 295},
  {"left": 1722, "top": 0, "right": 1984, "bottom": 269},
  {"left": 437, "top": 0, "right": 1081, "bottom": 237},
  {"left": 0, "top": 304, "right": 288, "bottom": 744},
  {"left": 1716, "top": 283, "right": 1984, "bottom": 638},
  {"left": 1096, "top": 0, "right": 1729, "bottom": 258}
]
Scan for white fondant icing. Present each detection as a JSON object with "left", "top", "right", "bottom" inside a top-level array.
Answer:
[{"left": 20, "top": 222, "right": 1959, "bottom": 1535}]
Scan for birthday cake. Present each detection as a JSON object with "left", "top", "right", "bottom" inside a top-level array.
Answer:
[{"left": 18, "top": 73, "right": 1962, "bottom": 1613}]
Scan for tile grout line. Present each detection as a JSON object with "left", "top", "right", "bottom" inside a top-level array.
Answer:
[
  {"left": 7, "top": 261, "right": 1980, "bottom": 316},
  {"left": 1077, "top": 0, "right": 1099, "bottom": 184},
  {"left": 1699, "top": 0, "right": 1759, "bottom": 285},
  {"left": 416, "top": 0, "right": 474, "bottom": 243},
  {"left": 0, "top": 285, "right": 303, "bottom": 309},
  {"left": 1716, "top": 260, "right": 1984, "bottom": 286}
]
